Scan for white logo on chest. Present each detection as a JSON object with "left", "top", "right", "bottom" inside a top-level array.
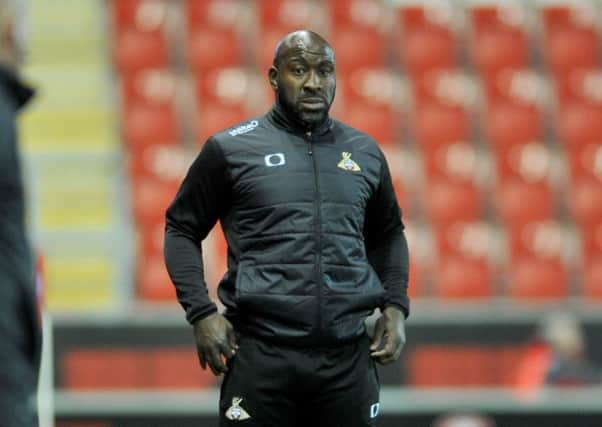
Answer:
[{"left": 264, "top": 153, "right": 286, "bottom": 167}]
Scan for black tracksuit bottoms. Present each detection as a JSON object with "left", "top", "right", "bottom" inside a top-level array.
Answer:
[{"left": 219, "top": 333, "right": 380, "bottom": 427}]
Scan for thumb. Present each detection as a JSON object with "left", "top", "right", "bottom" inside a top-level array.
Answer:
[
  {"left": 370, "top": 318, "right": 385, "bottom": 351},
  {"left": 227, "top": 326, "right": 239, "bottom": 351}
]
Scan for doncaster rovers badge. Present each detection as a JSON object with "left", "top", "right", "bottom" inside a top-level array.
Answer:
[
  {"left": 225, "top": 397, "right": 251, "bottom": 421},
  {"left": 337, "top": 152, "right": 361, "bottom": 172}
]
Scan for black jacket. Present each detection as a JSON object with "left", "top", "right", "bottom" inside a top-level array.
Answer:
[
  {"left": 0, "top": 65, "right": 40, "bottom": 425},
  {"left": 165, "top": 105, "right": 409, "bottom": 346}
]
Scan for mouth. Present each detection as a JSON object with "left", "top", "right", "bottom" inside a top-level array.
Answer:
[{"left": 299, "top": 98, "right": 326, "bottom": 110}]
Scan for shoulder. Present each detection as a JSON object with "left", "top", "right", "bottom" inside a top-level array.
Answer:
[
  {"left": 209, "top": 115, "right": 270, "bottom": 147},
  {"left": 330, "top": 118, "right": 385, "bottom": 162}
]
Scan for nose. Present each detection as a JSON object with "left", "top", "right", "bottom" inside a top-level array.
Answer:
[{"left": 304, "top": 70, "right": 321, "bottom": 91}]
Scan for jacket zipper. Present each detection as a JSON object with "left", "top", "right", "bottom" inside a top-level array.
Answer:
[{"left": 306, "top": 130, "right": 323, "bottom": 343}]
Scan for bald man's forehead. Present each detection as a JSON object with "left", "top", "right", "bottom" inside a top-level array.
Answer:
[{"left": 282, "top": 46, "right": 334, "bottom": 60}]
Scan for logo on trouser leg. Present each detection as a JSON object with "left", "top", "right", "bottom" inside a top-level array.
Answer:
[
  {"left": 225, "top": 397, "right": 251, "bottom": 421},
  {"left": 370, "top": 403, "right": 380, "bottom": 418}
]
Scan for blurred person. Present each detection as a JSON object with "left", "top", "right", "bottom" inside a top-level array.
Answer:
[
  {"left": 540, "top": 312, "right": 602, "bottom": 386},
  {"left": 515, "top": 312, "right": 602, "bottom": 395},
  {"left": 165, "top": 30, "right": 409, "bottom": 426},
  {"left": 433, "top": 413, "right": 496, "bottom": 427},
  {"left": 0, "top": 0, "right": 41, "bottom": 426}
]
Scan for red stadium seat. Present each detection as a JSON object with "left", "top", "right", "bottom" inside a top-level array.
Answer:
[
  {"left": 120, "top": 68, "right": 177, "bottom": 111},
  {"left": 127, "top": 143, "right": 191, "bottom": 186},
  {"left": 555, "top": 69, "right": 602, "bottom": 106},
  {"left": 557, "top": 102, "right": 602, "bottom": 147},
  {"left": 194, "top": 67, "right": 252, "bottom": 107},
  {"left": 339, "top": 68, "right": 402, "bottom": 107},
  {"left": 137, "top": 219, "right": 164, "bottom": 262},
  {"left": 336, "top": 104, "right": 399, "bottom": 146},
  {"left": 187, "top": 27, "right": 242, "bottom": 72},
  {"left": 407, "top": 258, "right": 425, "bottom": 299},
  {"left": 398, "top": 6, "right": 457, "bottom": 75},
  {"left": 485, "top": 102, "right": 542, "bottom": 149},
  {"left": 186, "top": 0, "right": 241, "bottom": 31},
  {"left": 329, "top": 28, "right": 386, "bottom": 72},
  {"left": 494, "top": 180, "right": 554, "bottom": 227},
  {"left": 257, "top": 0, "right": 315, "bottom": 30},
  {"left": 494, "top": 142, "right": 552, "bottom": 185},
  {"left": 196, "top": 103, "right": 248, "bottom": 144},
  {"left": 414, "top": 103, "right": 470, "bottom": 148},
  {"left": 434, "top": 221, "right": 493, "bottom": 261},
  {"left": 566, "top": 142, "right": 602, "bottom": 182},
  {"left": 424, "top": 180, "right": 482, "bottom": 227},
  {"left": 579, "top": 222, "right": 602, "bottom": 262},
  {"left": 421, "top": 142, "right": 478, "bottom": 183},
  {"left": 469, "top": 5, "right": 529, "bottom": 75},
  {"left": 137, "top": 254, "right": 177, "bottom": 301},
  {"left": 568, "top": 178, "right": 602, "bottom": 227},
  {"left": 110, "top": 0, "right": 168, "bottom": 33},
  {"left": 411, "top": 69, "right": 475, "bottom": 107},
  {"left": 330, "top": 0, "right": 385, "bottom": 30},
  {"left": 131, "top": 176, "right": 180, "bottom": 227},
  {"left": 506, "top": 221, "right": 565, "bottom": 261},
  {"left": 482, "top": 69, "right": 542, "bottom": 106},
  {"left": 433, "top": 256, "right": 493, "bottom": 300},
  {"left": 399, "top": 25, "right": 456, "bottom": 76},
  {"left": 508, "top": 257, "right": 567, "bottom": 301},
  {"left": 257, "top": 26, "right": 299, "bottom": 73},
  {"left": 113, "top": 28, "right": 168, "bottom": 74},
  {"left": 123, "top": 103, "right": 178, "bottom": 147},
  {"left": 582, "top": 256, "right": 602, "bottom": 301},
  {"left": 541, "top": 6, "right": 599, "bottom": 76},
  {"left": 471, "top": 27, "right": 528, "bottom": 76}
]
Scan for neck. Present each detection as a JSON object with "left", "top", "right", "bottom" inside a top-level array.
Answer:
[{"left": 271, "top": 100, "right": 329, "bottom": 134}]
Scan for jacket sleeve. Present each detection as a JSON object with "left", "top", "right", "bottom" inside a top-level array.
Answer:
[
  {"left": 363, "top": 150, "right": 410, "bottom": 318},
  {"left": 164, "top": 137, "right": 230, "bottom": 324}
]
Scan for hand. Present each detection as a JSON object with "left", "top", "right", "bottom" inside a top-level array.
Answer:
[
  {"left": 370, "top": 307, "right": 406, "bottom": 365},
  {"left": 193, "top": 313, "right": 239, "bottom": 376}
]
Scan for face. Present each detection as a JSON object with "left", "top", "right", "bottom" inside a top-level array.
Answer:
[{"left": 270, "top": 43, "right": 336, "bottom": 127}]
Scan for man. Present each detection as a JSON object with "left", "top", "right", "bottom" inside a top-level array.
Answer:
[
  {"left": 0, "top": 0, "right": 41, "bottom": 426},
  {"left": 165, "top": 30, "right": 409, "bottom": 427}
]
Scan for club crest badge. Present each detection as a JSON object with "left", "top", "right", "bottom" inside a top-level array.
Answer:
[
  {"left": 225, "top": 397, "right": 251, "bottom": 421},
  {"left": 337, "top": 152, "right": 361, "bottom": 172}
]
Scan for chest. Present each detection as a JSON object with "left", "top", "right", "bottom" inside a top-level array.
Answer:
[{"left": 226, "top": 135, "right": 380, "bottom": 210}]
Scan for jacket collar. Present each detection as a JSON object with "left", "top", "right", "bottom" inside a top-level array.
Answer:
[
  {"left": 267, "top": 102, "right": 333, "bottom": 137},
  {"left": 0, "top": 65, "right": 34, "bottom": 110}
]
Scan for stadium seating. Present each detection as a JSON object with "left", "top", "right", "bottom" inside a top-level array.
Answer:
[
  {"left": 469, "top": 5, "right": 529, "bottom": 75},
  {"left": 508, "top": 257, "right": 568, "bottom": 300},
  {"left": 102, "top": 0, "right": 602, "bottom": 307},
  {"left": 113, "top": 28, "right": 169, "bottom": 74},
  {"left": 398, "top": 6, "right": 458, "bottom": 76},
  {"left": 541, "top": 5, "right": 599, "bottom": 77}
]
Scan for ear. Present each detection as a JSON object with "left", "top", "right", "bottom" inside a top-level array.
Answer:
[{"left": 268, "top": 66, "right": 278, "bottom": 90}]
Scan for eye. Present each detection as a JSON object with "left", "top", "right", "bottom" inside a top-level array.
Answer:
[
  {"left": 320, "top": 68, "right": 333, "bottom": 77},
  {"left": 293, "top": 67, "right": 306, "bottom": 76}
]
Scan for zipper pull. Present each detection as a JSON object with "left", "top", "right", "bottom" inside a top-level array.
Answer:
[{"left": 306, "top": 131, "right": 313, "bottom": 155}]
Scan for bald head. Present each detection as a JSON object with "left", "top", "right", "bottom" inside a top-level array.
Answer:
[
  {"left": 273, "top": 30, "right": 334, "bottom": 68},
  {"left": 268, "top": 30, "right": 336, "bottom": 129}
]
